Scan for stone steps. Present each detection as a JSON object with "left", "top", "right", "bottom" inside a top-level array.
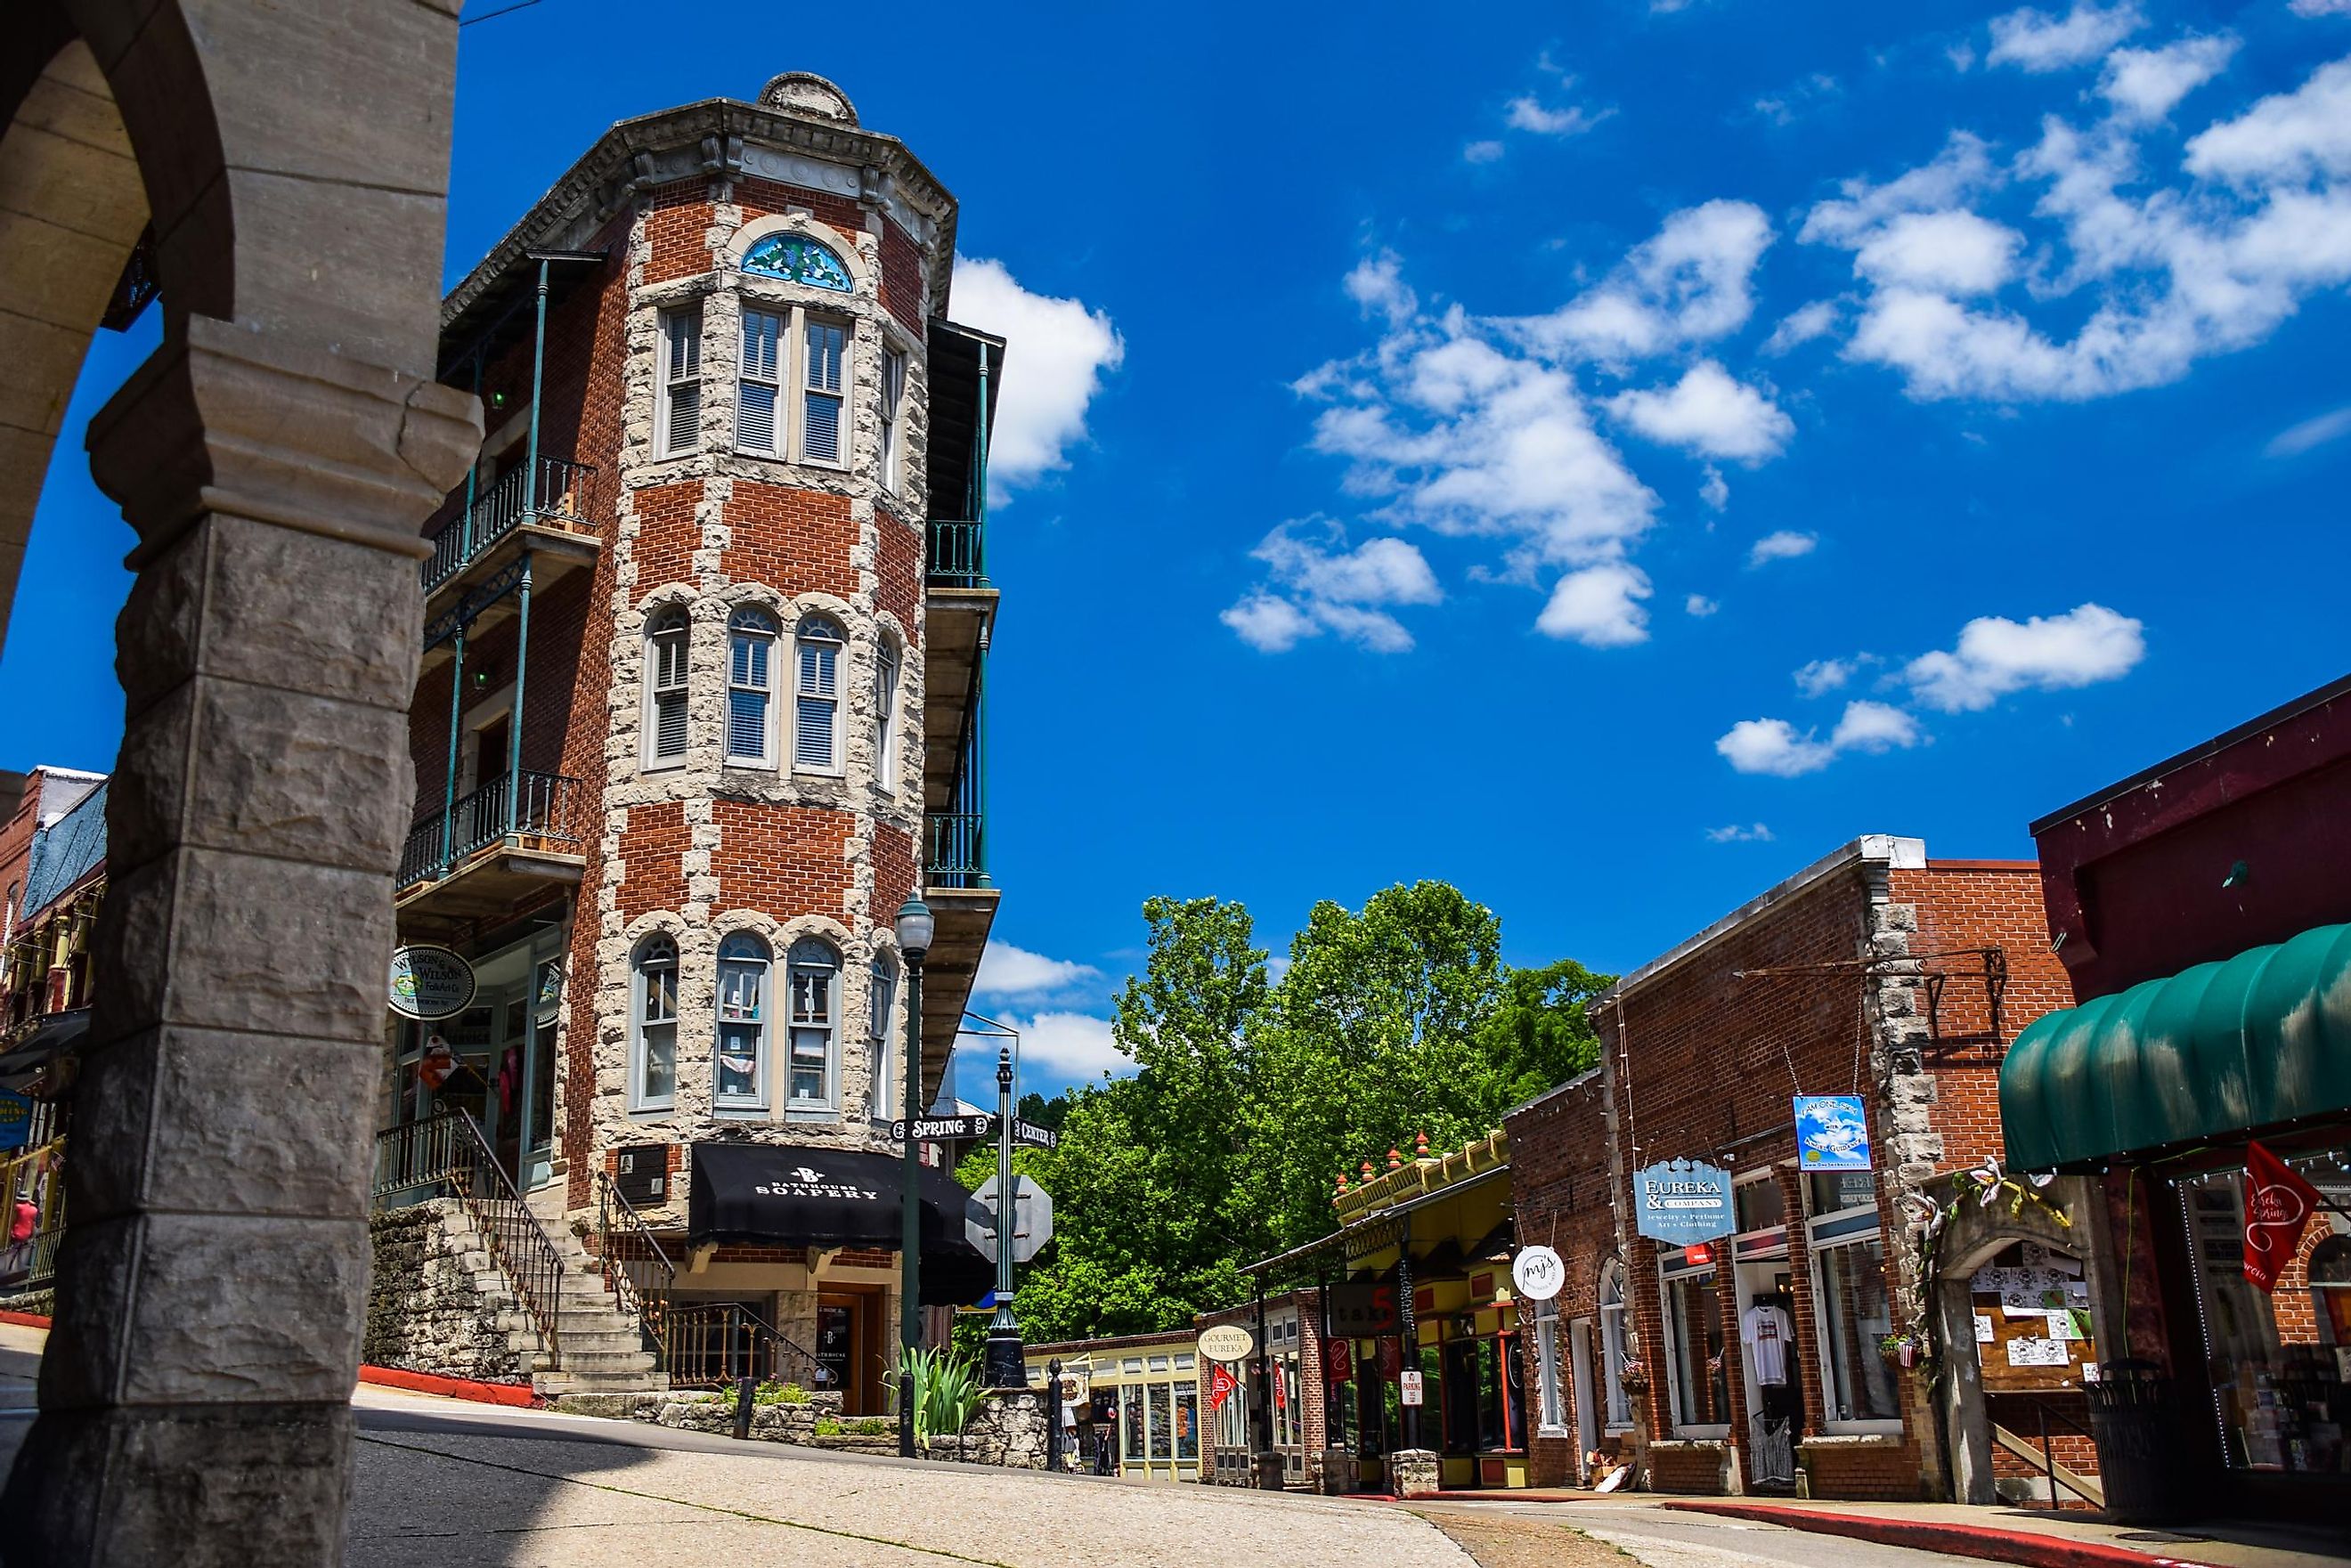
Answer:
[{"left": 420, "top": 1193, "right": 669, "bottom": 1398}]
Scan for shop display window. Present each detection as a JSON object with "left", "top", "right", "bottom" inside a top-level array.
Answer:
[
  {"left": 1599, "top": 1260, "right": 1632, "bottom": 1430},
  {"left": 1147, "top": 1382, "right": 1172, "bottom": 1460},
  {"left": 2180, "top": 1156, "right": 2351, "bottom": 1476},
  {"left": 1664, "top": 1267, "right": 1729, "bottom": 1432},
  {"left": 1175, "top": 1385, "right": 1200, "bottom": 1462},
  {"left": 1814, "top": 1235, "right": 1900, "bottom": 1423}
]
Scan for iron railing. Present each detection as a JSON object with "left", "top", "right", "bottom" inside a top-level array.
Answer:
[
  {"left": 400, "top": 769, "right": 581, "bottom": 889},
  {"left": 422, "top": 454, "right": 596, "bottom": 595},
  {"left": 925, "top": 812, "right": 986, "bottom": 890},
  {"left": 927, "top": 518, "right": 986, "bottom": 588},
  {"left": 663, "top": 1302, "right": 832, "bottom": 1393},
  {"left": 0, "top": 1137, "right": 64, "bottom": 1292},
  {"left": 371, "top": 1111, "right": 565, "bottom": 1366},
  {"left": 596, "top": 1171, "right": 675, "bottom": 1358}
]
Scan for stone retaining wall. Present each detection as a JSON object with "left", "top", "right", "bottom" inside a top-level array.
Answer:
[
  {"left": 364, "top": 1199, "right": 525, "bottom": 1385},
  {"left": 616, "top": 1384, "right": 1050, "bottom": 1468}
]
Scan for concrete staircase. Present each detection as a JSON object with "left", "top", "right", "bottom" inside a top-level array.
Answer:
[{"left": 472, "top": 1185, "right": 667, "bottom": 1399}]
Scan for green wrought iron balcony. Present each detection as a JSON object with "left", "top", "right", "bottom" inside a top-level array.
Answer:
[
  {"left": 399, "top": 769, "right": 583, "bottom": 893},
  {"left": 927, "top": 519, "right": 986, "bottom": 589},
  {"left": 924, "top": 812, "right": 988, "bottom": 890},
  {"left": 421, "top": 455, "right": 597, "bottom": 597}
]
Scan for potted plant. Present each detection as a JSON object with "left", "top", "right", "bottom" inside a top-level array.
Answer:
[
  {"left": 1880, "top": 1331, "right": 1926, "bottom": 1369},
  {"left": 1619, "top": 1357, "right": 1651, "bottom": 1395}
]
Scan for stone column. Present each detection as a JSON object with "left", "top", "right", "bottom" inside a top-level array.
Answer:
[{"left": 0, "top": 316, "right": 477, "bottom": 1566}]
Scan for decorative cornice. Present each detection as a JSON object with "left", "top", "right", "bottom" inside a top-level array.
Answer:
[{"left": 442, "top": 97, "right": 960, "bottom": 332}]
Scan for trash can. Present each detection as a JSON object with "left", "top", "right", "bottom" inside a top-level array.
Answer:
[{"left": 2083, "top": 1360, "right": 2192, "bottom": 1524}]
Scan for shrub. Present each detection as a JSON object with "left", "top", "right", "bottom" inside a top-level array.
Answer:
[
  {"left": 851, "top": 1418, "right": 890, "bottom": 1436},
  {"left": 814, "top": 1417, "right": 843, "bottom": 1436},
  {"left": 752, "top": 1381, "right": 809, "bottom": 1405},
  {"left": 897, "top": 1346, "right": 981, "bottom": 1440}
]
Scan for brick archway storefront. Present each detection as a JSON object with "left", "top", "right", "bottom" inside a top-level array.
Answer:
[{"left": 0, "top": 4, "right": 476, "bottom": 1562}]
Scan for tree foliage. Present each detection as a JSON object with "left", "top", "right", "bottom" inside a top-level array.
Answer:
[{"left": 980, "top": 883, "right": 1607, "bottom": 1344}]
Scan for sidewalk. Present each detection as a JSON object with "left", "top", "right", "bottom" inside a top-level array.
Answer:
[{"left": 1664, "top": 1498, "right": 2350, "bottom": 1568}]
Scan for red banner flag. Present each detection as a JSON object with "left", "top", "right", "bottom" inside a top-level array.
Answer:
[
  {"left": 2243, "top": 1141, "right": 2323, "bottom": 1293},
  {"left": 1207, "top": 1361, "right": 1239, "bottom": 1411}
]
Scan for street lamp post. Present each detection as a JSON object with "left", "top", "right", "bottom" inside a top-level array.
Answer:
[
  {"left": 981, "top": 1044, "right": 1024, "bottom": 1388},
  {"left": 895, "top": 897, "right": 933, "bottom": 1459}
]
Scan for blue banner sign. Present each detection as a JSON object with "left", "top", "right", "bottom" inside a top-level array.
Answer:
[
  {"left": 1631, "top": 1159, "right": 1734, "bottom": 1246},
  {"left": 1794, "top": 1095, "right": 1873, "bottom": 1172},
  {"left": 0, "top": 1092, "right": 31, "bottom": 1152}
]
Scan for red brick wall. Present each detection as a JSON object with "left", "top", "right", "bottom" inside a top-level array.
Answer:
[
  {"left": 720, "top": 482, "right": 857, "bottom": 598},
  {"left": 875, "top": 822, "right": 915, "bottom": 925},
  {"left": 643, "top": 179, "right": 714, "bottom": 284},
  {"left": 875, "top": 510, "right": 923, "bottom": 640},
  {"left": 635, "top": 481, "right": 703, "bottom": 591},
  {"left": 879, "top": 218, "right": 924, "bottom": 334},
  {"left": 734, "top": 177, "right": 865, "bottom": 252},
  {"left": 712, "top": 799, "right": 850, "bottom": 919},
  {"left": 1504, "top": 1073, "right": 1623, "bottom": 1486},
  {"left": 618, "top": 800, "right": 689, "bottom": 922}
]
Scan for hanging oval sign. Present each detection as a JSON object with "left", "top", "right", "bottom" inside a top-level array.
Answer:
[
  {"left": 1198, "top": 1324, "right": 1255, "bottom": 1363},
  {"left": 389, "top": 944, "right": 477, "bottom": 1021},
  {"left": 1511, "top": 1244, "right": 1566, "bottom": 1302}
]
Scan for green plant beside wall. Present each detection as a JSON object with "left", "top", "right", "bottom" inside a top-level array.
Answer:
[{"left": 899, "top": 1345, "right": 981, "bottom": 1440}]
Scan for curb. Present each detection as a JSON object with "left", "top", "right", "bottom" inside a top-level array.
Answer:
[
  {"left": 1662, "top": 1501, "right": 2227, "bottom": 1568},
  {"left": 355, "top": 1366, "right": 541, "bottom": 1409},
  {"left": 0, "top": 1312, "right": 52, "bottom": 1329}
]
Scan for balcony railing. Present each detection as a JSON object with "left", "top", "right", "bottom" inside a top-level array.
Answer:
[
  {"left": 928, "top": 518, "right": 986, "bottom": 589},
  {"left": 925, "top": 812, "right": 986, "bottom": 890},
  {"left": 372, "top": 1111, "right": 565, "bottom": 1366},
  {"left": 400, "top": 769, "right": 581, "bottom": 890},
  {"left": 422, "top": 454, "right": 596, "bottom": 596}
]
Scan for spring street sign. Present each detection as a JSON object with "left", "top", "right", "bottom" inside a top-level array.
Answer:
[{"left": 1631, "top": 1159, "right": 1734, "bottom": 1247}]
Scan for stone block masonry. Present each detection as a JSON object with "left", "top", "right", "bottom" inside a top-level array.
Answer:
[{"left": 364, "top": 1201, "right": 525, "bottom": 1385}]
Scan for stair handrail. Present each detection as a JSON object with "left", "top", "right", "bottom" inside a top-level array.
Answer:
[
  {"left": 372, "top": 1110, "right": 565, "bottom": 1367},
  {"left": 2005, "top": 1395, "right": 2103, "bottom": 1510},
  {"left": 595, "top": 1169, "right": 675, "bottom": 1358},
  {"left": 660, "top": 1300, "right": 834, "bottom": 1394}
]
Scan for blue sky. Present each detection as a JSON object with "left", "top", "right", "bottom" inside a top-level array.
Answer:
[{"left": 7, "top": 0, "right": 2349, "bottom": 1101}]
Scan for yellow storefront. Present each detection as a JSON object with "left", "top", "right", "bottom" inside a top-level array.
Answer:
[{"left": 1024, "top": 1330, "right": 1202, "bottom": 1482}]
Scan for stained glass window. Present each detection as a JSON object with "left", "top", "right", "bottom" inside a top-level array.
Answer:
[{"left": 743, "top": 233, "right": 854, "bottom": 291}]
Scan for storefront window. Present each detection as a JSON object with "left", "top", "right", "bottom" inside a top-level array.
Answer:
[
  {"left": 1599, "top": 1259, "right": 1632, "bottom": 1429},
  {"left": 1533, "top": 1297, "right": 1566, "bottom": 1434},
  {"left": 1664, "top": 1268, "right": 1729, "bottom": 1431},
  {"left": 2181, "top": 1157, "right": 2351, "bottom": 1475},
  {"left": 1122, "top": 1385, "right": 1144, "bottom": 1464},
  {"left": 1147, "top": 1382, "right": 1172, "bottom": 1460},
  {"left": 1737, "top": 1175, "right": 1787, "bottom": 1232},
  {"left": 1815, "top": 1236, "right": 1900, "bottom": 1422}
]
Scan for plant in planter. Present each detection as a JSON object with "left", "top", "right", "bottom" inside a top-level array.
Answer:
[
  {"left": 813, "top": 1417, "right": 843, "bottom": 1437},
  {"left": 752, "top": 1381, "right": 809, "bottom": 1405},
  {"left": 1618, "top": 1358, "right": 1650, "bottom": 1395},
  {"left": 898, "top": 1345, "right": 981, "bottom": 1440},
  {"left": 1880, "top": 1331, "right": 1932, "bottom": 1369},
  {"left": 851, "top": 1418, "right": 890, "bottom": 1436}
]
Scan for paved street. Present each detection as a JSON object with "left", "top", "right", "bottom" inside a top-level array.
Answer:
[{"left": 1411, "top": 1499, "right": 1986, "bottom": 1568}]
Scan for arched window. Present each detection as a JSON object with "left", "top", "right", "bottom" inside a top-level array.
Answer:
[
  {"left": 785, "top": 938, "right": 841, "bottom": 1111},
  {"left": 874, "top": 634, "right": 900, "bottom": 792},
  {"left": 630, "top": 934, "right": 679, "bottom": 1111},
  {"left": 1599, "top": 1259, "right": 1631, "bottom": 1430},
  {"left": 726, "top": 607, "right": 778, "bottom": 766},
  {"left": 868, "top": 952, "right": 898, "bottom": 1121},
  {"left": 793, "top": 614, "right": 845, "bottom": 773},
  {"left": 742, "top": 232, "right": 854, "bottom": 292},
  {"left": 715, "top": 932, "right": 771, "bottom": 1110},
  {"left": 644, "top": 608, "right": 689, "bottom": 768}
]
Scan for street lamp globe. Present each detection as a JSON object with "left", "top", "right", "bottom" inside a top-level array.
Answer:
[{"left": 895, "top": 897, "right": 934, "bottom": 963}]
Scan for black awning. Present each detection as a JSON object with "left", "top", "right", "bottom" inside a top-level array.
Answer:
[
  {"left": 0, "top": 1008, "right": 90, "bottom": 1090},
  {"left": 687, "top": 1141, "right": 995, "bottom": 1305}
]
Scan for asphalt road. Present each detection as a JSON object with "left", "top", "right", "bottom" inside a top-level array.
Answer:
[{"left": 1452, "top": 1499, "right": 1989, "bottom": 1568}]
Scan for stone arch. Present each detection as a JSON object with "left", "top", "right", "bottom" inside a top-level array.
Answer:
[
  {"left": 0, "top": 4, "right": 480, "bottom": 1559},
  {"left": 1923, "top": 1178, "right": 2103, "bottom": 1504}
]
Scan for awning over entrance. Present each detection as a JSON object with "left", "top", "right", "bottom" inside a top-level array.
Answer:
[
  {"left": 2000, "top": 922, "right": 2351, "bottom": 1171},
  {"left": 686, "top": 1141, "right": 994, "bottom": 1305},
  {"left": 0, "top": 1007, "right": 90, "bottom": 1092}
]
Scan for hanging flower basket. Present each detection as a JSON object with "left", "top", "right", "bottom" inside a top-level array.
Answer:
[{"left": 1618, "top": 1359, "right": 1651, "bottom": 1395}]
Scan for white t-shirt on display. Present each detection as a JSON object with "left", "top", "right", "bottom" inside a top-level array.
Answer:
[{"left": 1741, "top": 1304, "right": 1792, "bottom": 1385}]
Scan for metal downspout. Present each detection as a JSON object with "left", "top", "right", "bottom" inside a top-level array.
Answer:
[
  {"left": 440, "top": 628, "right": 467, "bottom": 875},
  {"left": 506, "top": 552, "right": 533, "bottom": 835},
  {"left": 525, "top": 256, "right": 549, "bottom": 515},
  {"left": 461, "top": 354, "right": 484, "bottom": 560}
]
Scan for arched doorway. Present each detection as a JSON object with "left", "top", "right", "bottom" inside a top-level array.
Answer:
[{"left": 0, "top": 5, "right": 478, "bottom": 1560}]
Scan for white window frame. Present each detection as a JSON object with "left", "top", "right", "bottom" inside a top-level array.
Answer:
[
  {"left": 1806, "top": 1209, "right": 1905, "bottom": 1434},
  {"left": 643, "top": 609, "right": 690, "bottom": 771},
  {"left": 714, "top": 932, "right": 771, "bottom": 1113},
  {"left": 784, "top": 938, "right": 841, "bottom": 1115},
  {"left": 874, "top": 635, "right": 900, "bottom": 793},
  {"left": 879, "top": 345, "right": 907, "bottom": 492},
  {"left": 630, "top": 934, "right": 679, "bottom": 1112},
  {"left": 725, "top": 607, "right": 779, "bottom": 768},
  {"left": 1660, "top": 1258, "right": 1729, "bottom": 1439},
  {"left": 1531, "top": 1296, "right": 1569, "bottom": 1437},
  {"left": 791, "top": 614, "right": 845, "bottom": 776},
  {"left": 736, "top": 306, "right": 785, "bottom": 456},
  {"left": 1599, "top": 1259, "right": 1633, "bottom": 1434},
  {"left": 868, "top": 953, "right": 897, "bottom": 1123},
  {"left": 798, "top": 313, "right": 851, "bottom": 468},
  {"left": 656, "top": 306, "right": 703, "bottom": 459}
]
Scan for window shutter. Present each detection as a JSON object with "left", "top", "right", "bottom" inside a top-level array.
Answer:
[
  {"left": 665, "top": 380, "right": 699, "bottom": 454},
  {"left": 737, "top": 383, "right": 776, "bottom": 452},
  {"left": 794, "top": 696, "right": 834, "bottom": 768},
  {"left": 803, "top": 394, "right": 841, "bottom": 463},
  {"left": 655, "top": 691, "right": 687, "bottom": 759}
]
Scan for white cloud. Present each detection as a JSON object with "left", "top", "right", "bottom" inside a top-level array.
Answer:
[
  {"left": 1005, "top": 1012, "right": 1128, "bottom": 1083},
  {"left": 1224, "top": 520, "right": 1441, "bottom": 654},
  {"left": 1706, "top": 823, "right": 1776, "bottom": 843},
  {"left": 2291, "top": 0, "right": 2351, "bottom": 14},
  {"left": 974, "top": 941, "right": 1102, "bottom": 999},
  {"left": 1700, "top": 467, "right": 1730, "bottom": 508},
  {"left": 2099, "top": 35, "right": 2238, "bottom": 123},
  {"left": 1747, "top": 530, "right": 1818, "bottom": 566},
  {"left": 1987, "top": 2, "right": 2145, "bottom": 71},
  {"left": 1221, "top": 592, "right": 1320, "bottom": 653},
  {"left": 949, "top": 257, "right": 1123, "bottom": 502},
  {"left": 1506, "top": 95, "right": 1610, "bottom": 137},
  {"left": 1854, "top": 210, "right": 2024, "bottom": 296},
  {"left": 1344, "top": 251, "right": 1419, "bottom": 326},
  {"left": 1764, "top": 300, "right": 1841, "bottom": 353},
  {"left": 1802, "top": 133, "right": 2002, "bottom": 248},
  {"left": 1606, "top": 361, "right": 1794, "bottom": 462},
  {"left": 2266, "top": 404, "right": 2351, "bottom": 456},
  {"left": 1904, "top": 603, "right": 2146, "bottom": 711},
  {"left": 1716, "top": 700, "right": 1922, "bottom": 776},
  {"left": 2184, "top": 56, "right": 2351, "bottom": 184},
  {"left": 1465, "top": 140, "right": 1507, "bottom": 164},
  {"left": 1794, "top": 657, "right": 1853, "bottom": 696},
  {"left": 1686, "top": 593, "right": 1720, "bottom": 617},
  {"left": 1510, "top": 200, "right": 1775, "bottom": 362},
  {"left": 1537, "top": 562, "right": 1653, "bottom": 647}
]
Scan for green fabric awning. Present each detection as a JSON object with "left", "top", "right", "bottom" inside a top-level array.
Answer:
[{"left": 2000, "top": 923, "right": 2351, "bottom": 1171}]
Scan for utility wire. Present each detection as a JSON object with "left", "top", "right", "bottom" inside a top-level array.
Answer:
[{"left": 460, "top": 0, "right": 547, "bottom": 26}]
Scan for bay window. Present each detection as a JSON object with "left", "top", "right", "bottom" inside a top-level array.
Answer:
[
  {"left": 657, "top": 306, "right": 702, "bottom": 458},
  {"left": 726, "top": 607, "right": 777, "bottom": 766},
  {"left": 793, "top": 613, "right": 844, "bottom": 773},
  {"left": 714, "top": 932, "right": 770, "bottom": 1110},
  {"left": 785, "top": 937, "right": 840, "bottom": 1112},
  {"left": 630, "top": 934, "right": 678, "bottom": 1111}
]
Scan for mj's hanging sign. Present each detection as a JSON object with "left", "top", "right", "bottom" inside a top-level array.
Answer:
[{"left": 1631, "top": 1159, "right": 1734, "bottom": 1246}]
